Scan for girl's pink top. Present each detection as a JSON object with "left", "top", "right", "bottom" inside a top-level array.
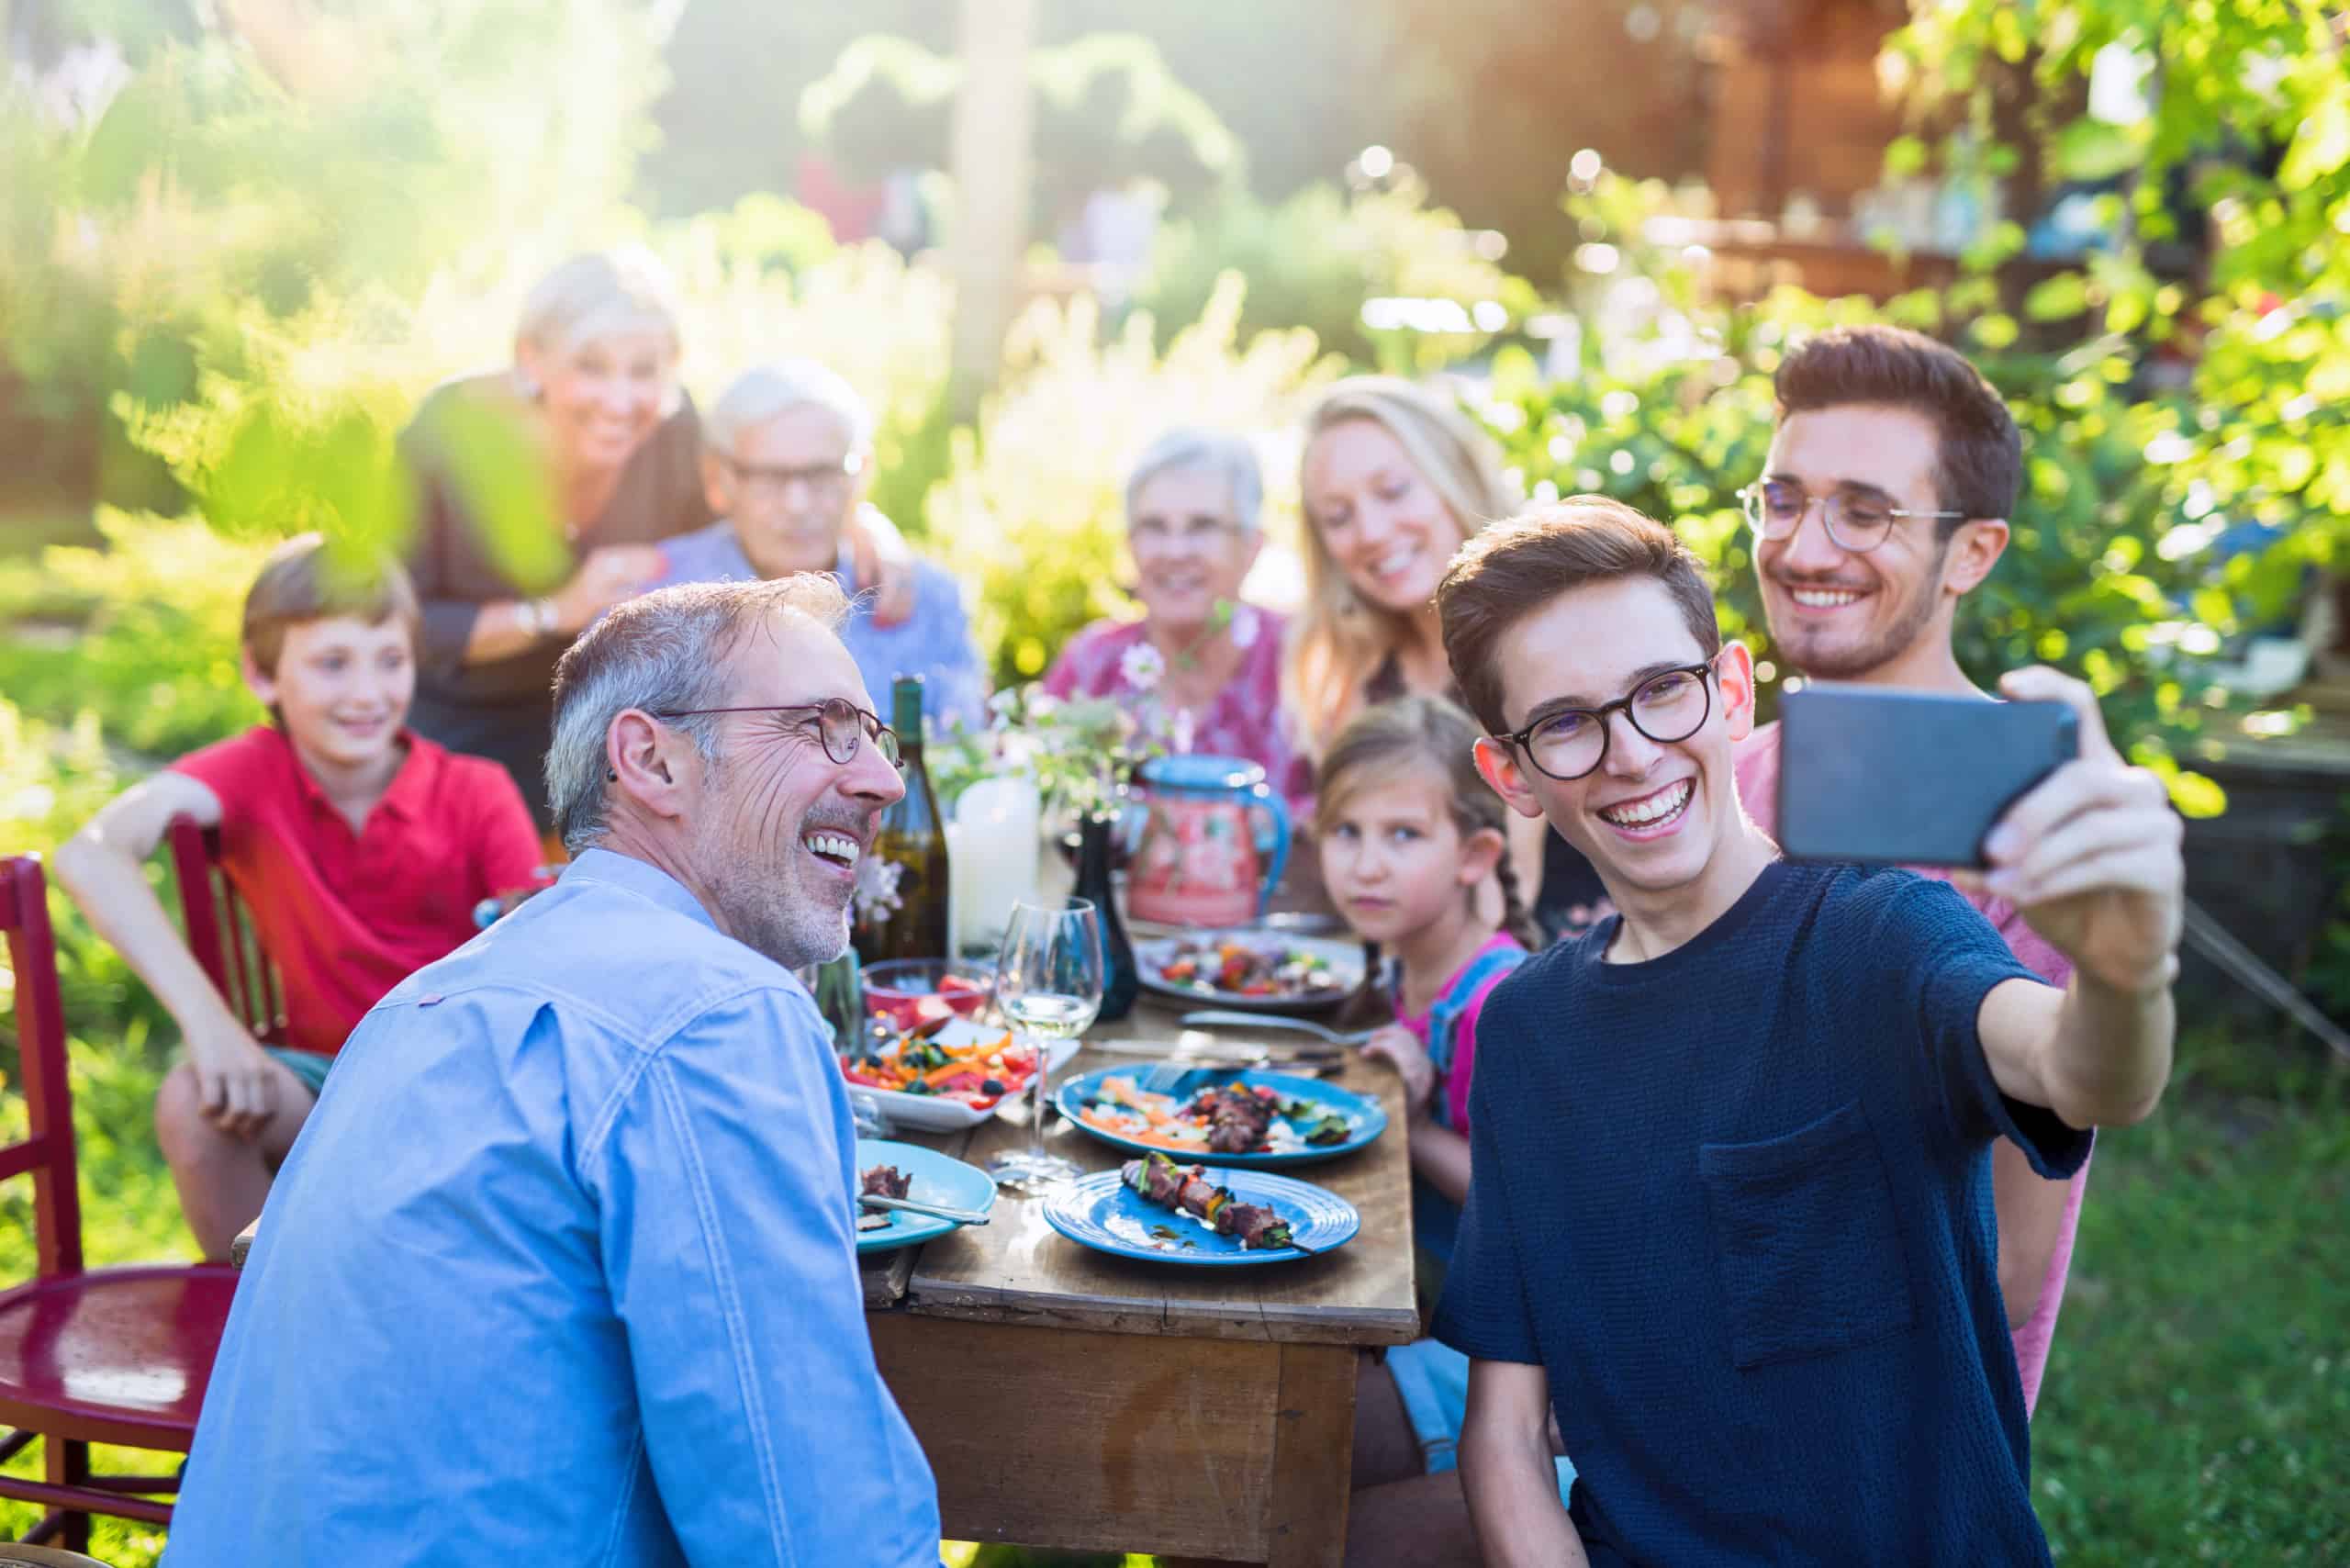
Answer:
[
  {"left": 1395, "top": 932, "right": 1529, "bottom": 1135},
  {"left": 1040, "top": 606, "right": 1312, "bottom": 806}
]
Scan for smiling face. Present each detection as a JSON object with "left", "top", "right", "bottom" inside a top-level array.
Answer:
[
  {"left": 520, "top": 327, "right": 675, "bottom": 478},
  {"left": 1126, "top": 465, "right": 1260, "bottom": 636},
  {"left": 688, "top": 612, "right": 905, "bottom": 969},
  {"left": 1317, "top": 765, "right": 1497, "bottom": 947},
  {"left": 705, "top": 404, "right": 867, "bottom": 581},
  {"left": 1477, "top": 577, "right": 1753, "bottom": 901},
  {"left": 246, "top": 615, "right": 416, "bottom": 773},
  {"left": 1303, "top": 418, "right": 1470, "bottom": 613},
  {"left": 1755, "top": 404, "right": 1966, "bottom": 680}
]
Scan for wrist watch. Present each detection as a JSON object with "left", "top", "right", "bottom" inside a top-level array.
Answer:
[{"left": 520, "top": 597, "right": 560, "bottom": 641}]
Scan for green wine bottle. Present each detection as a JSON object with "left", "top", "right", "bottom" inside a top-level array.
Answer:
[{"left": 854, "top": 675, "right": 952, "bottom": 962}]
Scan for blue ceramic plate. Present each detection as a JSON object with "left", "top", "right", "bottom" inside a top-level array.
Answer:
[
  {"left": 1042, "top": 1166, "right": 1360, "bottom": 1266},
  {"left": 853, "top": 1137, "right": 996, "bottom": 1255},
  {"left": 1056, "top": 1066, "right": 1388, "bottom": 1168}
]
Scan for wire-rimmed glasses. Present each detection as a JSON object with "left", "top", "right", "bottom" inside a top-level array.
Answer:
[
  {"left": 718, "top": 452, "right": 863, "bottom": 505},
  {"left": 1495, "top": 660, "right": 1718, "bottom": 782},
  {"left": 650, "top": 698, "right": 901, "bottom": 768},
  {"left": 1737, "top": 477, "right": 1964, "bottom": 554}
]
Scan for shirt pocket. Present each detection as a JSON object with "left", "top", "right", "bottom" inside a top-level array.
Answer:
[{"left": 1698, "top": 1100, "right": 1914, "bottom": 1371}]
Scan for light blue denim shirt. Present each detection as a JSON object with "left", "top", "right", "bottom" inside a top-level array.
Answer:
[
  {"left": 166, "top": 849, "right": 942, "bottom": 1567},
  {"left": 654, "top": 521, "right": 988, "bottom": 736}
]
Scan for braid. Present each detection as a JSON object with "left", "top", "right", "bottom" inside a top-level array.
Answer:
[{"left": 1491, "top": 841, "right": 1542, "bottom": 951}]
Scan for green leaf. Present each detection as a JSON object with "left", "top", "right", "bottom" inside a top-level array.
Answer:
[
  {"left": 2025, "top": 273, "right": 2092, "bottom": 321},
  {"left": 1971, "top": 312, "right": 2020, "bottom": 350},
  {"left": 1885, "top": 135, "right": 1930, "bottom": 178},
  {"left": 2166, "top": 771, "right": 2228, "bottom": 819},
  {"left": 2278, "top": 87, "right": 2350, "bottom": 191},
  {"left": 2053, "top": 118, "right": 2147, "bottom": 182}
]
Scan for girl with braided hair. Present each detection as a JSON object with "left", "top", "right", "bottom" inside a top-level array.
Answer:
[{"left": 1318, "top": 697, "right": 1572, "bottom": 1567}]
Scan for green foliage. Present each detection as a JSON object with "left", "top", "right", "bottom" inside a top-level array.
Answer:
[
  {"left": 800, "top": 31, "right": 1242, "bottom": 216},
  {"left": 1887, "top": 0, "right": 2350, "bottom": 662},
  {"left": 1136, "top": 176, "right": 1539, "bottom": 374},
  {"left": 924, "top": 275, "right": 1336, "bottom": 687}
]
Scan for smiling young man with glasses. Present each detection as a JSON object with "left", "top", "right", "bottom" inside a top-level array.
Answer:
[
  {"left": 654, "top": 357, "right": 988, "bottom": 734},
  {"left": 1730, "top": 322, "right": 2088, "bottom": 1417},
  {"left": 1426, "top": 498, "right": 2183, "bottom": 1567}
]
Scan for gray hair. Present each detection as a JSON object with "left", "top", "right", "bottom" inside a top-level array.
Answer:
[
  {"left": 546, "top": 577, "right": 854, "bottom": 854},
  {"left": 1123, "top": 428, "right": 1264, "bottom": 535},
  {"left": 516, "top": 249, "right": 682, "bottom": 358},
  {"left": 705, "top": 359, "right": 876, "bottom": 458}
]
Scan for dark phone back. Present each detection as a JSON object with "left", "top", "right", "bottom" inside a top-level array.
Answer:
[{"left": 1774, "top": 688, "right": 2079, "bottom": 868}]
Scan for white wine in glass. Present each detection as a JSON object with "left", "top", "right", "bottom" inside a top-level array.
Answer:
[{"left": 987, "top": 900, "right": 1104, "bottom": 1193}]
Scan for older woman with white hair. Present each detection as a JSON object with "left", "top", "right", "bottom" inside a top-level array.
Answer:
[
  {"left": 398, "top": 249, "right": 711, "bottom": 831},
  {"left": 648, "top": 357, "right": 988, "bottom": 734},
  {"left": 1042, "top": 428, "right": 1307, "bottom": 801}
]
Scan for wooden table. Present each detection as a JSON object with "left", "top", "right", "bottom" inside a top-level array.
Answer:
[{"left": 862, "top": 998, "right": 1417, "bottom": 1566}]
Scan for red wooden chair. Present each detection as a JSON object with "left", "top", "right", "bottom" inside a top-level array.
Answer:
[
  {"left": 0, "top": 854, "right": 237, "bottom": 1549},
  {"left": 163, "top": 816, "right": 285, "bottom": 1047}
]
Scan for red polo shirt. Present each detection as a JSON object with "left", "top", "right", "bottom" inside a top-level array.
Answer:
[{"left": 170, "top": 725, "right": 541, "bottom": 1057}]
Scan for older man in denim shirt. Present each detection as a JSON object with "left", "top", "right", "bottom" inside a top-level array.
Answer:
[
  {"left": 652, "top": 359, "right": 988, "bottom": 736},
  {"left": 169, "top": 577, "right": 940, "bottom": 1566}
]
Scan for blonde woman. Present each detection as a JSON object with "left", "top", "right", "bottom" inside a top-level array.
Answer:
[{"left": 1287, "top": 376, "right": 1608, "bottom": 934}]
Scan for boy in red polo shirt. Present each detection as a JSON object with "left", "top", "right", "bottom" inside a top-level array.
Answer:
[{"left": 55, "top": 534, "right": 540, "bottom": 1259}]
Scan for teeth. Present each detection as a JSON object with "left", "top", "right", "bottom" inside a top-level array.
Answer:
[
  {"left": 1791, "top": 588, "right": 1863, "bottom": 608},
  {"left": 803, "top": 833, "right": 860, "bottom": 865},
  {"left": 1599, "top": 779, "right": 1692, "bottom": 827},
  {"left": 1375, "top": 548, "right": 1416, "bottom": 577}
]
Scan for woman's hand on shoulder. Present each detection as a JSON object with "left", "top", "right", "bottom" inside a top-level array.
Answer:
[{"left": 1360, "top": 1024, "right": 1438, "bottom": 1116}]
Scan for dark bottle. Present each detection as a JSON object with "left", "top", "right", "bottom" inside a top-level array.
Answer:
[
  {"left": 1074, "top": 810, "right": 1138, "bottom": 1022},
  {"left": 854, "top": 676, "right": 951, "bottom": 962}
]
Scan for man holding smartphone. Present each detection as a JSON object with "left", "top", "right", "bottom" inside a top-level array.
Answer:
[
  {"left": 1731, "top": 322, "right": 2085, "bottom": 1413},
  {"left": 1430, "top": 498, "right": 2181, "bottom": 1566}
]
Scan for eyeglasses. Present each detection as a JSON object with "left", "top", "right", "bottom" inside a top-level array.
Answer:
[
  {"left": 1737, "top": 478, "right": 1964, "bottom": 554},
  {"left": 1130, "top": 515, "right": 1240, "bottom": 550},
  {"left": 650, "top": 699, "right": 901, "bottom": 769},
  {"left": 1495, "top": 659, "right": 1718, "bottom": 782},
  {"left": 720, "top": 453, "right": 863, "bottom": 503}
]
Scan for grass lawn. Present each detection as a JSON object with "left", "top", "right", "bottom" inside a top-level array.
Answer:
[{"left": 2, "top": 1027, "right": 2342, "bottom": 1566}]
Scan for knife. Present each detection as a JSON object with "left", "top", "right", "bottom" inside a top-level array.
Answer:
[{"left": 1085, "top": 1037, "right": 1343, "bottom": 1064}]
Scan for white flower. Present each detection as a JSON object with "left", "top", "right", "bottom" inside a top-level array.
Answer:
[
  {"left": 1119, "top": 641, "right": 1167, "bottom": 693},
  {"left": 1229, "top": 604, "right": 1261, "bottom": 651},
  {"left": 853, "top": 853, "right": 904, "bottom": 924}
]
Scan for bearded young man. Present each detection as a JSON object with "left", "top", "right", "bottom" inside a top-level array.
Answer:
[
  {"left": 1733, "top": 323, "right": 2084, "bottom": 1412},
  {"left": 168, "top": 577, "right": 944, "bottom": 1567},
  {"left": 1430, "top": 499, "right": 2182, "bottom": 1568}
]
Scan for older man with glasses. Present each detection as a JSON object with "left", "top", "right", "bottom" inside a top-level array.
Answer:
[
  {"left": 652, "top": 358, "right": 988, "bottom": 736},
  {"left": 168, "top": 577, "right": 945, "bottom": 1567}
]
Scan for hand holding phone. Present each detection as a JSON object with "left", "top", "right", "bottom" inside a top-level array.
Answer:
[{"left": 1774, "top": 685, "right": 2077, "bottom": 869}]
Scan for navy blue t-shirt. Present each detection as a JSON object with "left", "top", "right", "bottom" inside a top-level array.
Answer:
[{"left": 1433, "top": 860, "right": 2092, "bottom": 1568}]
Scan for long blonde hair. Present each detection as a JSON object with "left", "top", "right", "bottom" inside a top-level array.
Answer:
[
  {"left": 1283, "top": 377, "right": 1520, "bottom": 757},
  {"left": 1314, "top": 694, "right": 1539, "bottom": 952}
]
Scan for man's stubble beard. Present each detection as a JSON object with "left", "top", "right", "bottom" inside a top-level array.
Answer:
[
  {"left": 1774, "top": 541, "right": 1950, "bottom": 681},
  {"left": 696, "top": 814, "right": 853, "bottom": 973}
]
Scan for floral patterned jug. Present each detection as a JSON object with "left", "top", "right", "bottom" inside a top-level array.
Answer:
[{"left": 1125, "top": 755, "right": 1292, "bottom": 928}]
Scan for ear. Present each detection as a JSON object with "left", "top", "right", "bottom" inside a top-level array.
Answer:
[
  {"left": 513, "top": 337, "right": 546, "bottom": 395},
  {"left": 847, "top": 445, "right": 877, "bottom": 511},
  {"left": 1715, "top": 641, "right": 1758, "bottom": 745},
  {"left": 1939, "top": 517, "right": 2010, "bottom": 598},
  {"left": 1456, "top": 823, "right": 1506, "bottom": 889},
  {"left": 241, "top": 646, "right": 278, "bottom": 709},
  {"left": 700, "top": 450, "right": 733, "bottom": 520},
  {"left": 1472, "top": 735, "right": 1547, "bottom": 822},
  {"left": 607, "top": 709, "right": 698, "bottom": 823}
]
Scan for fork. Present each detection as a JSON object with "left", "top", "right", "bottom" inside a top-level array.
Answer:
[
  {"left": 858, "top": 1193, "right": 994, "bottom": 1226},
  {"left": 1180, "top": 1011, "right": 1379, "bottom": 1047}
]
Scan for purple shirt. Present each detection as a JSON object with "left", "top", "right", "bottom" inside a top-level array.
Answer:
[{"left": 1041, "top": 606, "right": 1310, "bottom": 806}]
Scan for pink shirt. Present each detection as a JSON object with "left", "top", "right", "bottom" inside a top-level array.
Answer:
[
  {"left": 1041, "top": 606, "right": 1312, "bottom": 807},
  {"left": 1736, "top": 721, "right": 2089, "bottom": 1416},
  {"left": 1395, "top": 932, "right": 1528, "bottom": 1136}
]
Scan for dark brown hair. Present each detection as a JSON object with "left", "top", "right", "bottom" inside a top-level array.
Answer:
[
  {"left": 242, "top": 532, "right": 420, "bottom": 677},
  {"left": 1436, "top": 498, "right": 1719, "bottom": 737},
  {"left": 1315, "top": 694, "right": 1540, "bottom": 951},
  {"left": 1774, "top": 323, "right": 2021, "bottom": 535}
]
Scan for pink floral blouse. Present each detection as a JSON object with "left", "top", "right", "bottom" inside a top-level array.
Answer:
[{"left": 1041, "top": 606, "right": 1312, "bottom": 807}]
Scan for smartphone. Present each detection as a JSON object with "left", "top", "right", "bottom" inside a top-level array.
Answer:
[{"left": 1774, "top": 687, "right": 2078, "bottom": 868}]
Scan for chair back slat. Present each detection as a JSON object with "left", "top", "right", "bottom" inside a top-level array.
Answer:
[
  {"left": 164, "top": 816, "right": 287, "bottom": 1046},
  {"left": 1, "top": 855, "right": 85, "bottom": 1278}
]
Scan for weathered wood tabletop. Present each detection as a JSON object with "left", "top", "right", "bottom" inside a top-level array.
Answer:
[{"left": 862, "top": 996, "right": 1417, "bottom": 1567}]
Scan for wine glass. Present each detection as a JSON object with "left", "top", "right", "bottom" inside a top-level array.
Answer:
[{"left": 986, "top": 899, "right": 1104, "bottom": 1193}]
